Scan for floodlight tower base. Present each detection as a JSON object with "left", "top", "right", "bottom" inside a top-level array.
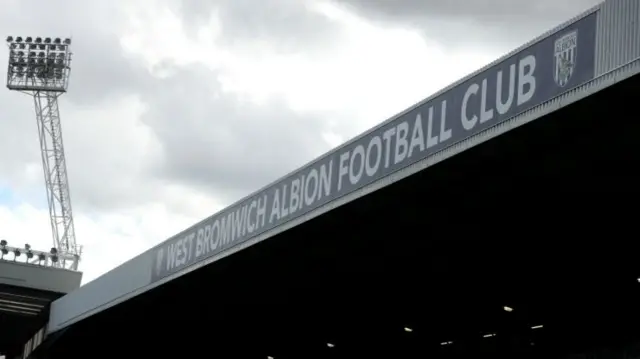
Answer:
[{"left": 32, "top": 90, "right": 78, "bottom": 271}]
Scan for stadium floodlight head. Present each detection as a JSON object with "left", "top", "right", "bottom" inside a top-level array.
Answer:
[
  {"left": 50, "top": 247, "right": 58, "bottom": 263},
  {"left": 0, "top": 240, "right": 7, "bottom": 259},
  {"left": 6, "top": 34, "right": 72, "bottom": 92},
  {"left": 0, "top": 242, "right": 70, "bottom": 267}
]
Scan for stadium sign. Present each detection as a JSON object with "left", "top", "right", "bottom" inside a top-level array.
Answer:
[{"left": 150, "top": 12, "right": 597, "bottom": 283}]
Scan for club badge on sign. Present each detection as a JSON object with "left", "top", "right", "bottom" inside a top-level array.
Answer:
[{"left": 553, "top": 30, "right": 578, "bottom": 87}]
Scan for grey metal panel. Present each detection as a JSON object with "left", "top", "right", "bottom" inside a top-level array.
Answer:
[
  {"left": 595, "top": 0, "right": 640, "bottom": 75},
  {"left": 0, "top": 261, "right": 81, "bottom": 294},
  {"left": 47, "top": 0, "right": 640, "bottom": 334},
  {"left": 45, "top": 55, "right": 640, "bottom": 336},
  {"left": 47, "top": 251, "right": 152, "bottom": 332}
]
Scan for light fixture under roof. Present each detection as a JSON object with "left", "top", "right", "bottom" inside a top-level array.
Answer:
[
  {"left": 503, "top": 306, "right": 514, "bottom": 312},
  {"left": 404, "top": 327, "right": 413, "bottom": 332}
]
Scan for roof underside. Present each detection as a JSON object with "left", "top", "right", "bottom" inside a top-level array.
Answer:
[
  {"left": 0, "top": 284, "right": 61, "bottom": 358},
  {"left": 39, "top": 69, "right": 640, "bottom": 359}
]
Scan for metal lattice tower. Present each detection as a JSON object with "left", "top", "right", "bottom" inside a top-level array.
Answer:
[{"left": 5, "top": 36, "right": 81, "bottom": 270}]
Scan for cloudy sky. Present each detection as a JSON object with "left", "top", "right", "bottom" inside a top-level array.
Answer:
[{"left": 0, "top": 0, "right": 600, "bottom": 284}]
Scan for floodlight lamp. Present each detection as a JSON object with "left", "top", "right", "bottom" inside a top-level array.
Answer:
[
  {"left": 44, "top": 37, "right": 51, "bottom": 44},
  {"left": 51, "top": 255, "right": 58, "bottom": 263},
  {"left": 38, "top": 253, "right": 46, "bottom": 262},
  {"left": 15, "top": 36, "right": 22, "bottom": 42},
  {"left": 64, "top": 38, "right": 71, "bottom": 45},
  {"left": 26, "top": 250, "right": 33, "bottom": 259},
  {"left": 35, "top": 37, "right": 41, "bottom": 43},
  {"left": 18, "top": 43, "right": 25, "bottom": 49},
  {"left": 25, "top": 37, "right": 32, "bottom": 43},
  {"left": 29, "top": 44, "right": 36, "bottom": 50},
  {"left": 28, "top": 51, "right": 35, "bottom": 57},
  {"left": 13, "top": 249, "right": 21, "bottom": 257},
  {"left": 54, "top": 38, "right": 61, "bottom": 44},
  {"left": 6, "top": 36, "right": 12, "bottom": 42},
  {"left": 50, "top": 247, "right": 58, "bottom": 255},
  {"left": 9, "top": 43, "right": 16, "bottom": 49},
  {"left": 25, "top": 244, "right": 31, "bottom": 250},
  {"left": 38, "top": 44, "right": 45, "bottom": 50},
  {"left": 37, "top": 51, "right": 44, "bottom": 58},
  {"left": 0, "top": 240, "right": 7, "bottom": 247}
]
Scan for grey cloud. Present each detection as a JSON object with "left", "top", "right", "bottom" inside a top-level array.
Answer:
[
  {"left": 0, "top": 0, "right": 339, "bottom": 215},
  {"left": 0, "top": 102, "right": 41, "bottom": 181},
  {"left": 329, "top": 0, "right": 602, "bottom": 49},
  {"left": 0, "top": 0, "right": 150, "bottom": 106},
  {"left": 0, "top": 0, "right": 156, "bottom": 213},
  {"left": 139, "top": 63, "right": 332, "bottom": 204},
  {"left": 178, "top": 0, "right": 344, "bottom": 53}
]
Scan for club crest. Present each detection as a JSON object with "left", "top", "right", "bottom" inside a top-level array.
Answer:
[{"left": 553, "top": 30, "right": 578, "bottom": 87}]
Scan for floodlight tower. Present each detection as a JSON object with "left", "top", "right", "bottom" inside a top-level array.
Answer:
[{"left": 5, "top": 36, "right": 81, "bottom": 270}]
